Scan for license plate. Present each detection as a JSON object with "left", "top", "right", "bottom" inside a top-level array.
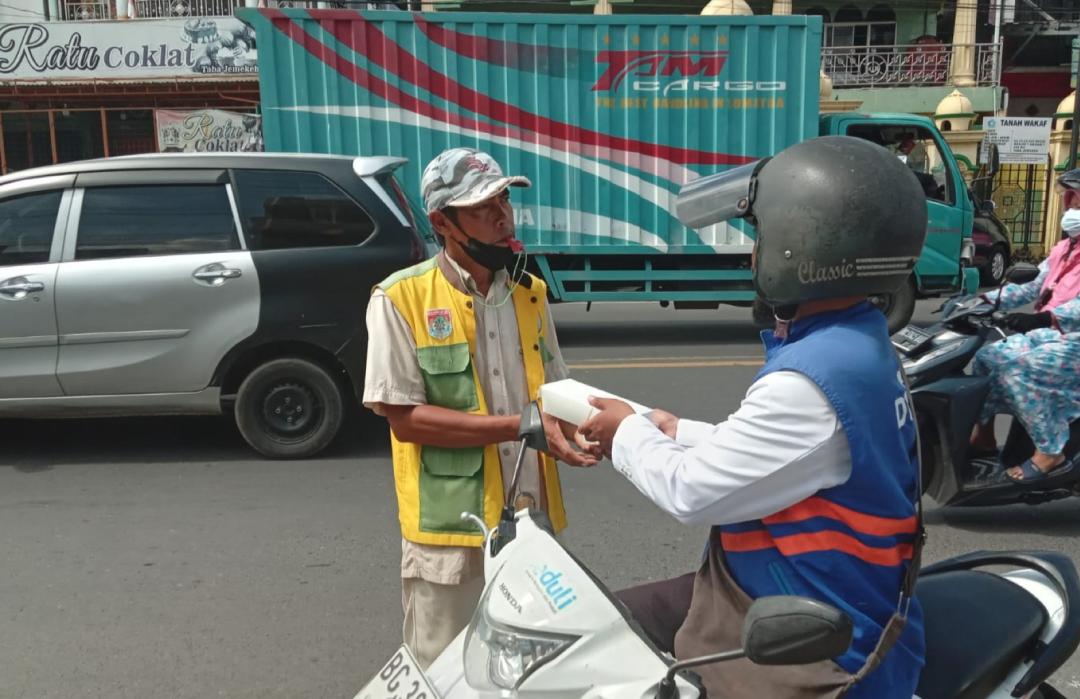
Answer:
[
  {"left": 354, "top": 646, "right": 441, "bottom": 699},
  {"left": 892, "top": 325, "right": 933, "bottom": 355}
]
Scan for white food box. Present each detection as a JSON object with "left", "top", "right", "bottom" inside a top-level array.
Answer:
[{"left": 539, "top": 378, "right": 651, "bottom": 426}]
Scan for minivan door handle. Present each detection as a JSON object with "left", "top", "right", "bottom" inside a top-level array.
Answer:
[
  {"left": 192, "top": 264, "right": 243, "bottom": 286},
  {"left": 0, "top": 277, "right": 45, "bottom": 299}
]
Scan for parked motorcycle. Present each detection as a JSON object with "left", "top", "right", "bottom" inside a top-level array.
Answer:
[
  {"left": 892, "top": 264, "right": 1080, "bottom": 507},
  {"left": 354, "top": 404, "right": 1080, "bottom": 699}
]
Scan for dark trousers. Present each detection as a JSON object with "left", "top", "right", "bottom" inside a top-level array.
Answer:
[{"left": 616, "top": 572, "right": 697, "bottom": 654}]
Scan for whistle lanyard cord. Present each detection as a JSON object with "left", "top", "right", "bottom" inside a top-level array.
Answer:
[{"left": 457, "top": 252, "right": 530, "bottom": 309}]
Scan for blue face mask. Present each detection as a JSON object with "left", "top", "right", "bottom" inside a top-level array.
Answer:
[{"left": 1061, "top": 209, "right": 1080, "bottom": 238}]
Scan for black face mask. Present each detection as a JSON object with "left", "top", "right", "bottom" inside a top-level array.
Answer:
[
  {"left": 461, "top": 232, "right": 522, "bottom": 273},
  {"left": 442, "top": 209, "right": 525, "bottom": 272}
]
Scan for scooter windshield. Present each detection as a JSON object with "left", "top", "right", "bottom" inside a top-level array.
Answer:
[{"left": 558, "top": 543, "right": 672, "bottom": 661}]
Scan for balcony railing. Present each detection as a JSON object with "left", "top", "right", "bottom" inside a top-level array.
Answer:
[
  {"left": 1011, "top": 2, "right": 1080, "bottom": 24},
  {"left": 58, "top": 0, "right": 114, "bottom": 20},
  {"left": 51, "top": 0, "right": 400, "bottom": 18},
  {"left": 130, "top": 0, "right": 333, "bottom": 15},
  {"left": 821, "top": 43, "right": 1001, "bottom": 89}
]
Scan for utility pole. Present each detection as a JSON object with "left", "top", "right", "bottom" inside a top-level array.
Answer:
[
  {"left": 1070, "top": 41, "right": 1080, "bottom": 169},
  {"left": 992, "top": 0, "right": 1006, "bottom": 115}
]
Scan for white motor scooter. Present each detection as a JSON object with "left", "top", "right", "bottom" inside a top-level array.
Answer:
[{"left": 355, "top": 404, "right": 1080, "bottom": 699}]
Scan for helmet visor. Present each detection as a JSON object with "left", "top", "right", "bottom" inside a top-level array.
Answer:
[{"left": 675, "top": 160, "right": 764, "bottom": 230}]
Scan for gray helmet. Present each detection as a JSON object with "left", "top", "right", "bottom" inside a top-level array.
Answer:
[
  {"left": 1057, "top": 168, "right": 1080, "bottom": 190},
  {"left": 677, "top": 135, "right": 928, "bottom": 307}
]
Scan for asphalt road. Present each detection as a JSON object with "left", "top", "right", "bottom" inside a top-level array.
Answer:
[{"left": 1, "top": 299, "right": 1078, "bottom": 698}]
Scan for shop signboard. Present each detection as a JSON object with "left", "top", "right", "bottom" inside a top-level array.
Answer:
[
  {"left": 157, "top": 109, "right": 263, "bottom": 152},
  {"left": 0, "top": 17, "right": 257, "bottom": 81}
]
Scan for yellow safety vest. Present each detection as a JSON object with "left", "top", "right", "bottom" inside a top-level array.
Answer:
[{"left": 377, "top": 256, "right": 567, "bottom": 548}]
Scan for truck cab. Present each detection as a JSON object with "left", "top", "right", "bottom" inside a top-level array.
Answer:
[{"left": 820, "top": 113, "right": 980, "bottom": 326}]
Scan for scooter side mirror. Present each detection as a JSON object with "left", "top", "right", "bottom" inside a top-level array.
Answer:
[
  {"left": 741, "top": 596, "right": 853, "bottom": 666},
  {"left": 1005, "top": 263, "right": 1040, "bottom": 285},
  {"left": 518, "top": 401, "right": 549, "bottom": 454},
  {"left": 654, "top": 596, "right": 853, "bottom": 699},
  {"left": 490, "top": 402, "right": 550, "bottom": 557}
]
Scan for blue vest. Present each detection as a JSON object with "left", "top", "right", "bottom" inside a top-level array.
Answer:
[{"left": 719, "top": 302, "right": 925, "bottom": 698}]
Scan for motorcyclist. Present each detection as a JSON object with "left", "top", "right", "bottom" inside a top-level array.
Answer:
[
  {"left": 580, "top": 136, "right": 926, "bottom": 699},
  {"left": 969, "top": 169, "right": 1080, "bottom": 482}
]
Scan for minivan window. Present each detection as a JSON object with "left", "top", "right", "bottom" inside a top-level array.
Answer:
[
  {"left": 76, "top": 184, "right": 238, "bottom": 260},
  {"left": 234, "top": 170, "right": 376, "bottom": 250},
  {"left": 0, "top": 190, "right": 62, "bottom": 266}
]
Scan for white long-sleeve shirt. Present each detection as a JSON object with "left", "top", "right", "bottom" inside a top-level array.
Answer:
[{"left": 611, "top": 370, "right": 853, "bottom": 526}]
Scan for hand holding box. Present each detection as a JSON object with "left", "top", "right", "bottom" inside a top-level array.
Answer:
[{"left": 539, "top": 379, "right": 651, "bottom": 427}]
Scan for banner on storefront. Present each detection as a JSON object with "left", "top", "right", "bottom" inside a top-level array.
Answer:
[
  {"left": 157, "top": 109, "right": 262, "bottom": 153},
  {"left": 0, "top": 18, "right": 256, "bottom": 81}
]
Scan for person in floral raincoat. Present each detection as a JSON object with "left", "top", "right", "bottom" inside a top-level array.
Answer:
[{"left": 969, "top": 169, "right": 1080, "bottom": 482}]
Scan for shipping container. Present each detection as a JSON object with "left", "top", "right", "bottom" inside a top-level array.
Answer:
[{"left": 240, "top": 9, "right": 977, "bottom": 330}]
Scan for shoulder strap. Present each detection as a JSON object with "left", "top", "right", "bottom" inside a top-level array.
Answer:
[
  {"left": 846, "top": 365, "right": 924, "bottom": 684},
  {"left": 898, "top": 365, "right": 925, "bottom": 610}
]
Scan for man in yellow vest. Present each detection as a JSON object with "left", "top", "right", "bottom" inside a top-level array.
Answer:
[{"left": 363, "top": 147, "right": 598, "bottom": 668}]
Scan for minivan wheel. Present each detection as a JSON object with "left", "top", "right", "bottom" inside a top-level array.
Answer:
[
  {"left": 981, "top": 246, "right": 1008, "bottom": 287},
  {"left": 235, "top": 357, "right": 345, "bottom": 459}
]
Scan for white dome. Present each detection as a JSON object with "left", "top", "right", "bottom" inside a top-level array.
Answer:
[
  {"left": 935, "top": 89, "right": 974, "bottom": 116},
  {"left": 1056, "top": 91, "right": 1076, "bottom": 118},
  {"left": 700, "top": 0, "right": 753, "bottom": 15},
  {"left": 1054, "top": 91, "right": 1076, "bottom": 131}
]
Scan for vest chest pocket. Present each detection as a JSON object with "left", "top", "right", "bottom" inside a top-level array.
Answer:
[
  {"left": 420, "top": 446, "right": 485, "bottom": 533},
  {"left": 417, "top": 343, "right": 479, "bottom": 412}
]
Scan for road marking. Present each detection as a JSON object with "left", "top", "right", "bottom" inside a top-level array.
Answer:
[
  {"left": 568, "top": 358, "right": 764, "bottom": 370},
  {"left": 570, "top": 355, "right": 763, "bottom": 363}
]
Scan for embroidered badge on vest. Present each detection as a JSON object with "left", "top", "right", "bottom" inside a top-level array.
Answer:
[{"left": 426, "top": 309, "right": 453, "bottom": 340}]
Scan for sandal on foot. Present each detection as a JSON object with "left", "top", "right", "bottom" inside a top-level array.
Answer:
[{"left": 1004, "top": 459, "right": 1059, "bottom": 484}]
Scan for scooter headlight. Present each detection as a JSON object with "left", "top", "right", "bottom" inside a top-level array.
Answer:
[{"left": 463, "top": 584, "right": 578, "bottom": 690}]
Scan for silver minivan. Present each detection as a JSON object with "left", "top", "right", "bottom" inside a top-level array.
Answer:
[{"left": 0, "top": 153, "right": 427, "bottom": 458}]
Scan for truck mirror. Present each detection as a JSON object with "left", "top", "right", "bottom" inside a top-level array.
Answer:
[{"left": 987, "top": 144, "right": 1000, "bottom": 178}]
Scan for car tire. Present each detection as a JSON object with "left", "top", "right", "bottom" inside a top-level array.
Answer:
[
  {"left": 235, "top": 357, "right": 346, "bottom": 459},
  {"left": 981, "top": 246, "right": 1008, "bottom": 287},
  {"left": 871, "top": 276, "right": 917, "bottom": 335}
]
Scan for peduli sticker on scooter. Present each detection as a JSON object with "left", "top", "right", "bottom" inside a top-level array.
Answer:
[{"left": 526, "top": 564, "right": 578, "bottom": 612}]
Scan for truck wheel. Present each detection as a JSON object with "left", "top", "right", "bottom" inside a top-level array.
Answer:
[
  {"left": 871, "top": 276, "right": 916, "bottom": 334},
  {"left": 234, "top": 357, "right": 346, "bottom": 459}
]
